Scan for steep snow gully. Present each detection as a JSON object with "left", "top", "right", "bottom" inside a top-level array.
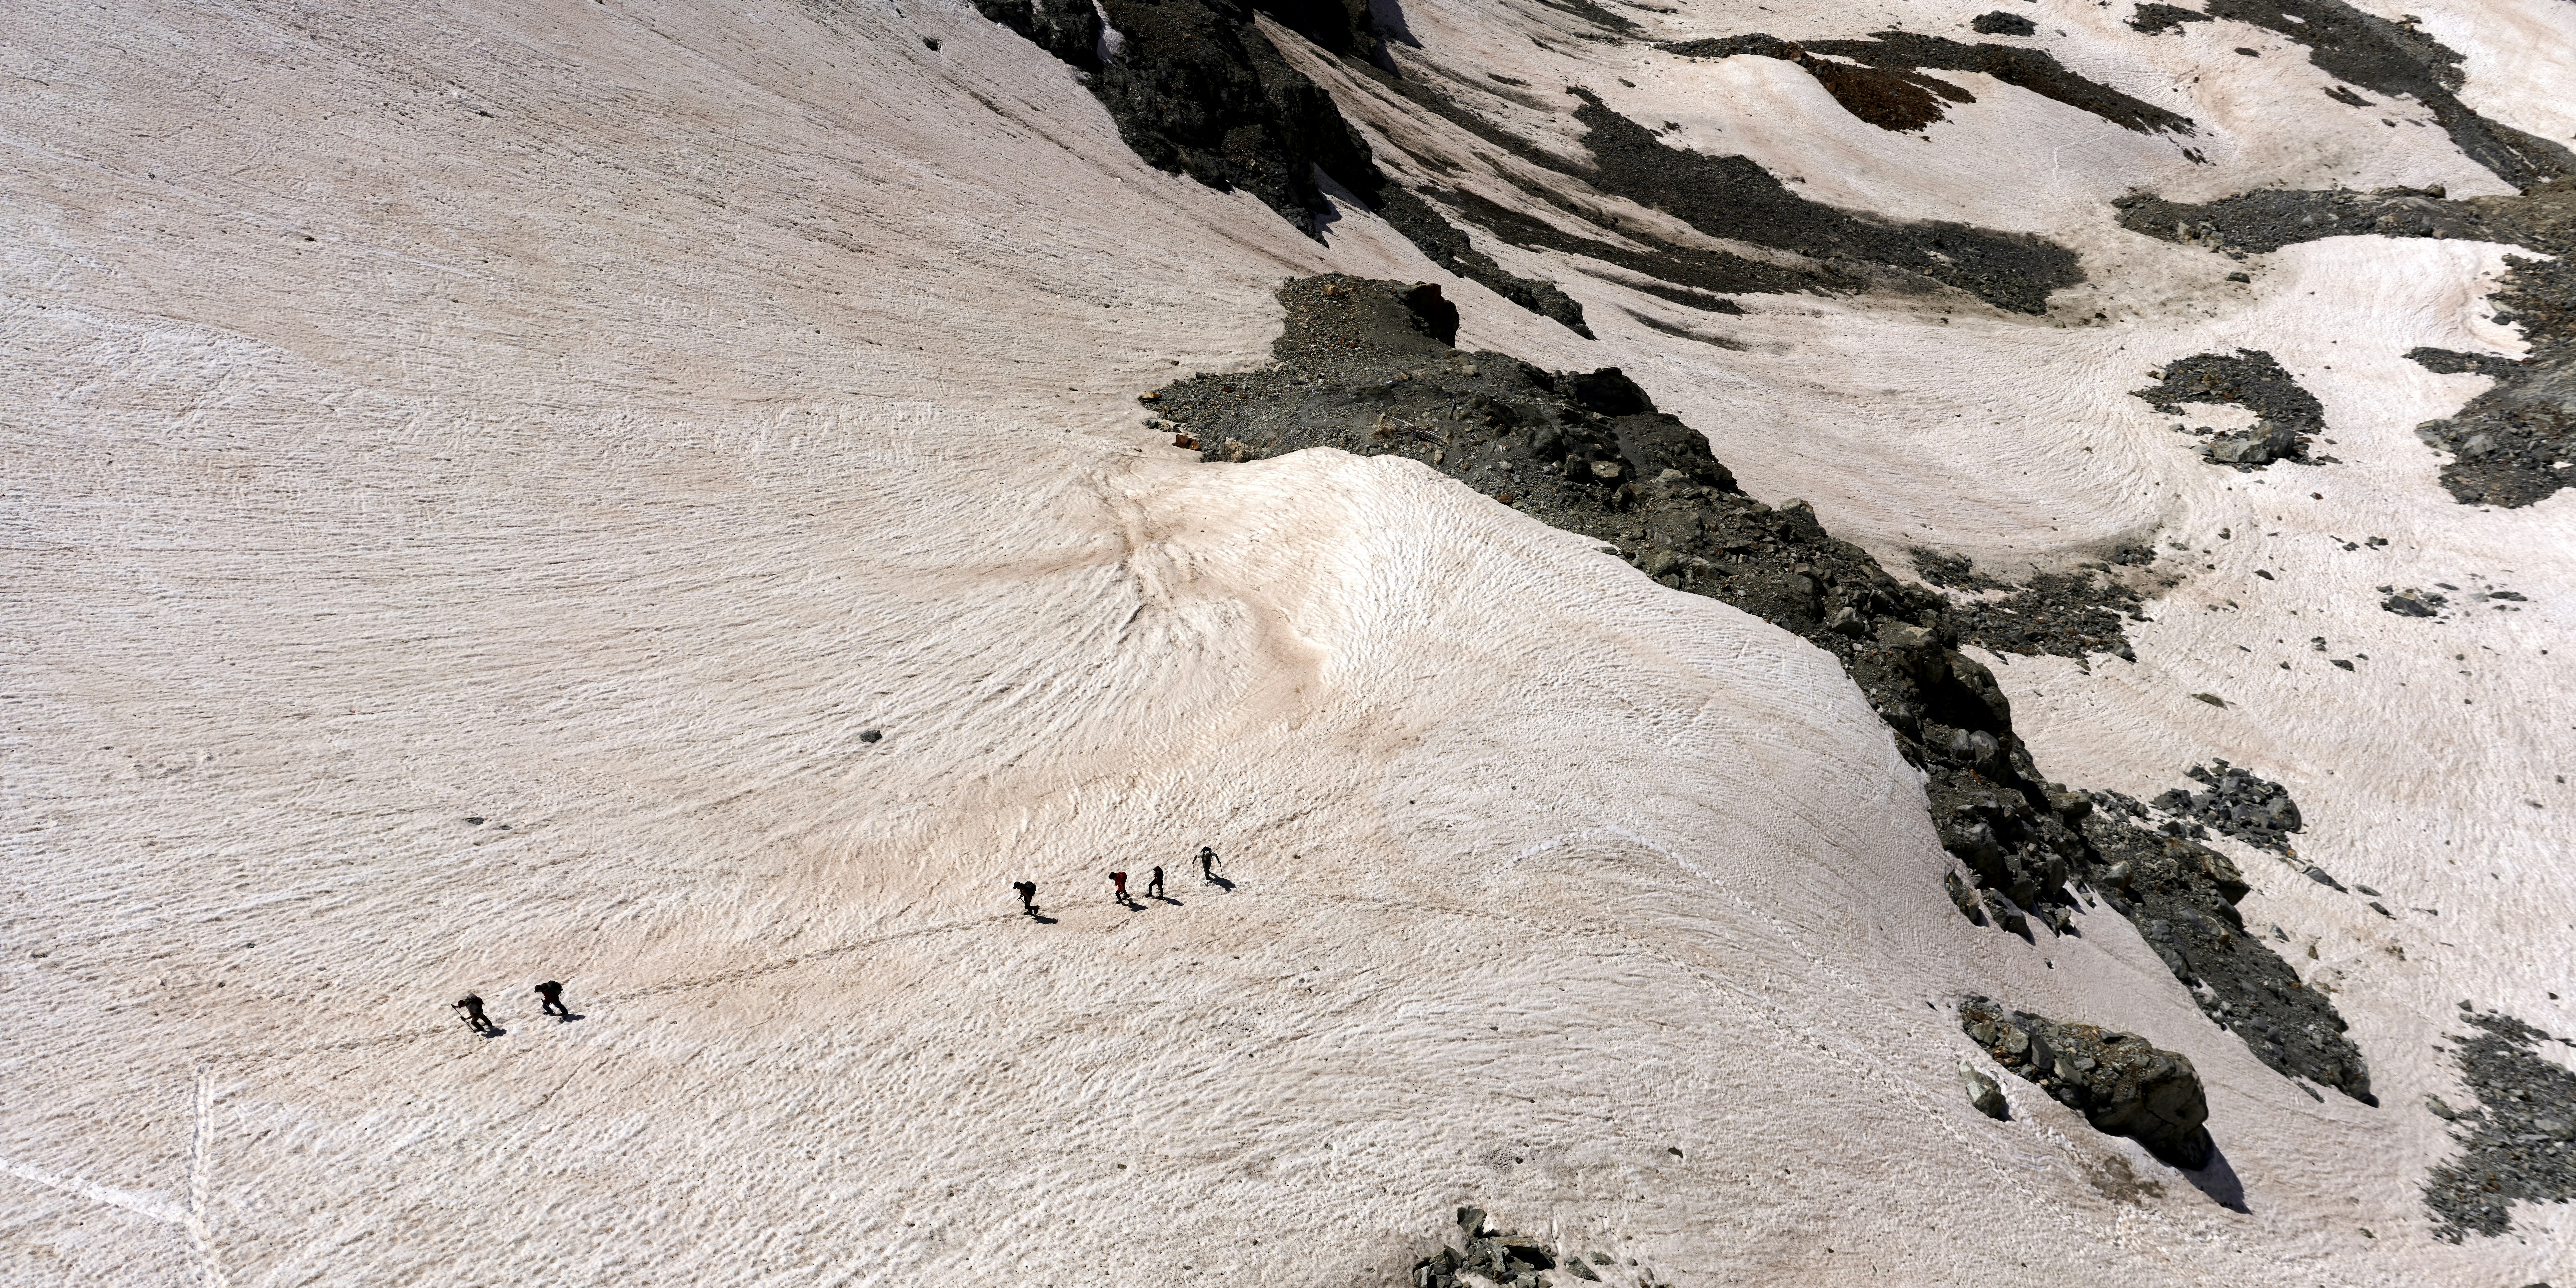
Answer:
[{"left": 7, "top": 0, "right": 2575, "bottom": 1282}]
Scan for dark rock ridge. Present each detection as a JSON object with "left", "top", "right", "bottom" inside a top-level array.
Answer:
[
  {"left": 972, "top": 0, "right": 1593, "bottom": 334},
  {"left": 2114, "top": 181, "right": 2576, "bottom": 505},
  {"left": 1374, "top": 187, "right": 1596, "bottom": 337},
  {"left": 2126, "top": 3, "right": 2213, "bottom": 34},
  {"left": 1561, "top": 89, "right": 2085, "bottom": 315},
  {"left": 1312, "top": 59, "right": 2092, "bottom": 316},
  {"left": 1663, "top": 32, "right": 2196, "bottom": 138},
  {"left": 1971, "top": 11, "right": 2038, "bottom": 37},
  {"left": 2112, "top": 186, "right": 2509, "bottom": 255},
  {"left": 2424, "top": 1009, "right": 2576, "bottom": 1239},
  {"left": 2150, "top": 760, "right": 2304, "bottom": 855},
  {"left": 2134, "top": 0, "right": 2573, "bottom": 188},
  {"left": 2130, "top": 350, "right": 2325, "bottom": 469},
  {"left": 1414, "top": 1208, "right": 1661, "bottom": 1288},
  {"left": 2079, "top": 796, "right": 2374, "bottom": 1104},
  {"left": 1961, "top": 996, "right": 2215, "bottom": 1168},
  {"left": 1149, "top": 276, "right": 2371, "bottom": 1104}
]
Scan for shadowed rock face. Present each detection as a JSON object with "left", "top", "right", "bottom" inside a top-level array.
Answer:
[
  {"left": 1148, "top": 276, "right": 2373, "bottom": 1108},
  {"left": 968, "top": 0, "right": 1103, "bottom": 69},
  {"left": 1087, "top": 0, "right": 1384, "bottom": 232},
  {"left": 1961, "top": 996, "right": 2214, "bottom": 1169}
]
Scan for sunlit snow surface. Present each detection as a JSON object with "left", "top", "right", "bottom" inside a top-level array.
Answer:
[{"left": 4, "top": 0, "right": 2571, "bottom": 1283}]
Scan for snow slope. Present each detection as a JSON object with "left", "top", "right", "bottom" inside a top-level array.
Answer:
[{"left": 4, "top": 0, "right": 2570, "bottom": 1284}]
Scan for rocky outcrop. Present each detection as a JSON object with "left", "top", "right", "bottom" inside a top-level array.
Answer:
[
  {"left": 1148, "top": 275, "right": 2374, "bottom": 1107},
  {"left": 1961, "top": 1061, "right": 2011, "bottom": 1119},
  {"left": 1961, "top": 996, "right": 2214, "bottom": 1168},
  {"left": 2150, "top": 760, "right": 2304, "bottom": 855},
  {"left": 2080, "top": 808, "right": 2375, "bottom": 1104},
  {"left": 1910, "top": 548, "right": 2147, "bottom": 664},
  {"left": 2129, "top": 350, "right": 2326, "bottom": 471},
  {"left": 2112, "top": 186, "right": 2509, "bottom": 255}
]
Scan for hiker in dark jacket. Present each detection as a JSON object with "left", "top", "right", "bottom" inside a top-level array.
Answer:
[
  {"left": 533, "top": 980, "right": 570, "bottom": 1018},
  {"left": 454, "top": 994, "right": 497, "bottom": 1035},
  {"left": 1014, "top": 880, "right": 1038, "bottom": 915}
]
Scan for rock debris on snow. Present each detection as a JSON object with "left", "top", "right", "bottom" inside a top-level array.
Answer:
[{"left": 2424, "top": 1011, "right": 2576, "bottom": 1239}]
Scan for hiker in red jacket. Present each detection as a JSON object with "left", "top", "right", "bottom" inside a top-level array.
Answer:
[{"left": 1110, "top": 870, "right": 1130, "bottom": 905}]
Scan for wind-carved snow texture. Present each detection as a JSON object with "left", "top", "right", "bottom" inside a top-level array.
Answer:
[
  {"left": 2126, "top": 0, "right": 2573, "bottom": 189},
  {"left": 1661, "top": 32, "right": 2197, "bottom": 138},
  {"left": 2117, "top": 182, "right": 2576, "bottom": 506},
  {"left": 2423, "top": 1010, "right": 2576, "bottom": 1240},
  {"left": 972, "top": 0, "right": 1595, "bottom": 335},
  {"left": 1148, "top": 275, "right": 2374, "bottom": 1106},
  {"left": 2129, "top": 350, "right": 2327, "bottom": 470}
]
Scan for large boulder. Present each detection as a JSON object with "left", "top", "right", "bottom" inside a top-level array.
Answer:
[{"left": 1960, "top": 996, "right": 2213, "bottom": 1168}]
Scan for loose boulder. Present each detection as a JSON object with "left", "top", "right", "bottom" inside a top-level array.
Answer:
[
  {"left": 1962, "top": 1061, "right": 2011, "bottom": 1119},
  {"left": 1960, "top": 995, "right": 2213, "bottom": 1168}
]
